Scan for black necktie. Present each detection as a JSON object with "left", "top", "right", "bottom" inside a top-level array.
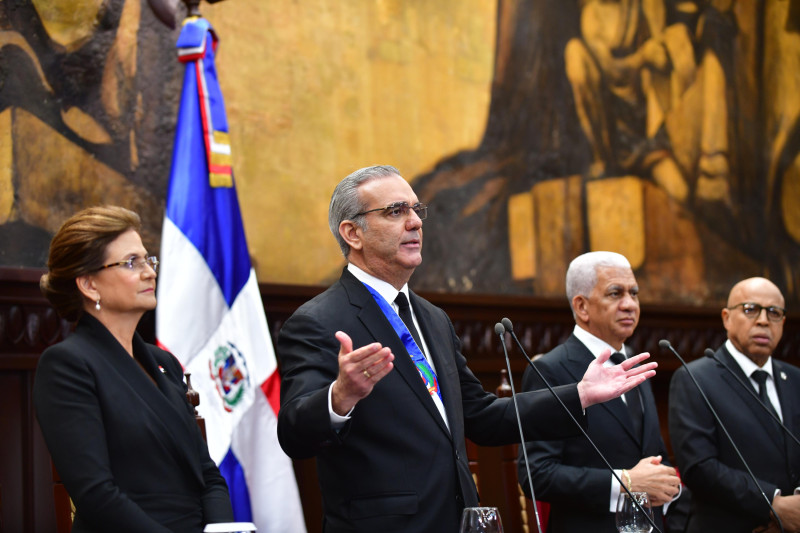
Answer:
[
  {"left": 395, "top": 292, "right": 424, "bottom": 351},
  {"left": 752, "top": 370, "right": 779, "bottom": 418},
  {"left": 610, "top": 351, "right": 643, "bottom": 440}
]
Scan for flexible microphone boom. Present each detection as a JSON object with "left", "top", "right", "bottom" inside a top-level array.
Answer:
[
  {"left": 495, "top": 323, "right": 544, "bottom": 533},
  {"left": 501, "top": 318, "right": 662, "bottom": 533},
  {"left": 704, "top": 348, "right": 800, "bottom": 449},
  {"left": 659, "top": 340, "right": 784, "bottom": 533}
]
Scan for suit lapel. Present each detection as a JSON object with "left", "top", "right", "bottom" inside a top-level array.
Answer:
[
  {"left": 773, "top": 360, "right": 794, "bottom": 433},
  {"left": 79, "top": 316, "right": 202, "bottom": 484},
  {"left": 718, "top": 349, "right": 785, "bottom": 450},
  {"left": 342, "top": 272, "right": 451, "bottom": 437}
]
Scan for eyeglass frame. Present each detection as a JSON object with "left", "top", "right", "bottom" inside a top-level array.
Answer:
[
  {"left": 96, "top": 255, "right": 159, "bottom": 274},
  {"left": 352, "top": 201, "right": 428, "bottom": 221},
  {"left": 727, "top": 302, "right": 786, "bottom": 322}
]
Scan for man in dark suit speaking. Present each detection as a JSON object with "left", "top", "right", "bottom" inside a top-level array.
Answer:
[
  {"left": 276, "top": 165, "right": 657, "bottom": 533},
  {"left": 669, "top": 277, "right": 800, "bottom": 532},
  {"left": 517, "top": 251, "right": 680, "bottom": 532}
]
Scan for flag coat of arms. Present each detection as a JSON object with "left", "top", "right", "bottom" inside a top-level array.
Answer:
[{"left": 156, "top": 16, "right": 305, "bottom": 532}]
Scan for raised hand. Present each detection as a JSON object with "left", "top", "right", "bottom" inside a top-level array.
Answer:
[
  {"left": 330, "top": 331, "right": 394, "bottom": 415},
  {"left": 577, "top": 349, "right": 656, "bottom": 408}
]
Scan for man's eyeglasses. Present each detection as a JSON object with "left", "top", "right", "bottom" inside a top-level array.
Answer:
[
  {"left": 728, "top": 302, "right": 786, "bottom": 322},
  {"left": 97, "top": 256, "right": 159, "bottom": 274},
  {"left": 353, "top": 201, "right": 428, "bottom": 220}
]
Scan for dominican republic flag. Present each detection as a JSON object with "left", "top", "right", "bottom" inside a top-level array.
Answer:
[{"left": 156, "top": 17, "right": 306, "bottom": 532}]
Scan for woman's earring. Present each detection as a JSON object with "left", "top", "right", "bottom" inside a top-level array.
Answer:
[{"left": 95, "top": 299, "right": 101, "bottom": 311}]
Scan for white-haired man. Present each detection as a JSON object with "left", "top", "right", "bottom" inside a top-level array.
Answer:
[{"left": 518, "top": 251, "right": 680, "bottom": 532}]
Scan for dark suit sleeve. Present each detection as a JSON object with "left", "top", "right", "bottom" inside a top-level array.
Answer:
[
  {"left": 516, "top": 358, "right": 612, "bottom": 513},
  {"left": 668, "top": 365, "right": 775, "bottom": 524},
  {"left": 33, "top": 344, "right": 173, "bottom": 533},
  {"left": 277, "top": 309, "right": 348, "bottom": 459},
  {"left": 157, "top": 351, "right": 234, "bottom": 523}
]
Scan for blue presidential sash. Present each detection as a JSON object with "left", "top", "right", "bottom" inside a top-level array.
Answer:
[{"left": 362, "top": 283, "right": 442, "bottom": 403}]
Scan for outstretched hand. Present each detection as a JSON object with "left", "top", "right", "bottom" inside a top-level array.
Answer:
[
  {"left": 330, "top": 331, "right": 394, "bottom": 416},
  {"left": 577, "top": 349, "right": 656, "bottom": 408}
]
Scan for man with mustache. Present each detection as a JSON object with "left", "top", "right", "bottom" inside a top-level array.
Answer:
[{"left": 518, "top": 251, "right": 680, "bottom": 532}]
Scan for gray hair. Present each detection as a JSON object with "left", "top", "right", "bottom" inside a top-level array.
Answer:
[
  {"left": 329, "top": 165, "right": 401, "bottom": 257},
  {"left": 566, "top": 251, "right": 631, "bottom": 313}
]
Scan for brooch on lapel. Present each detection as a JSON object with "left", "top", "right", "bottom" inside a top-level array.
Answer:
[{"left": 781, "top": 371, "right": 788, "bottom": 381}]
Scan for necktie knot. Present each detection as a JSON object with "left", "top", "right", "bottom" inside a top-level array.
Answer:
[
  {"left": 610, "top": 351, "right": 626, "bottom": 365},
  {"left": 752, "top": 369, "right": 770, "bottom": 389},
  {"left": 395, "top": 292, "right": 411, "bottom": 311}
]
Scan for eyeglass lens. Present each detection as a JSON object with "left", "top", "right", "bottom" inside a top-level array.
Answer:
[{"left": 738, "top": 303, "right": 784, "bottom": 321}]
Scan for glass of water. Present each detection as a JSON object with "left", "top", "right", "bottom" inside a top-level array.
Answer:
[
  {"left": 616, "top": 491, "right": 654, "bottom": 533},
  {"left": 459, "top": 506, "right": 504, "bottom": 533}
]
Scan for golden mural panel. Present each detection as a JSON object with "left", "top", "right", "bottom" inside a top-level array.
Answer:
[
  {"left": 0, "top": 109, "right": 12, "bottom": 224},
  {"left": 200, "top": 0, "right": 497, "bottom": 284},
  {"left": 31, "top": 0, "right": 106, "bottom": 51},
  {"left": 14, "top": 109, "right": 160, "bottom": 244},
  {"left": 586, "top": 177, "right": 645, "bottom": 269}
]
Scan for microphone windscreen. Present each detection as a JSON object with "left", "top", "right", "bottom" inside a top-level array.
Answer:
[
  {"left": 494, "top": 322, "right": 505, "bottom": 335},
  {"left": 501, "top": 317, "right": 514, "bottom": 332},
  {"left": 705, "top": 348, "right": 716, "bottom": 358},
  {"left": 658, "top": 339, "right": 671, "bottom": 350}
]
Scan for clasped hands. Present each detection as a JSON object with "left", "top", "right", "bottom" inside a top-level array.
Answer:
[
  {"left": 753, "top": 493, "right": 800, "bottom": 533},
  {"left": 625, "top": 456, "right": 681, "bottom": 507}
]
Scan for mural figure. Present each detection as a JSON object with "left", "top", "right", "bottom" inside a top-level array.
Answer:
[{"left": 0, "top": 0, "right": 178, "bottom": 265}]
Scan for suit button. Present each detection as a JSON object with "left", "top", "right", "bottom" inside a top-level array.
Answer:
[
  {"left": 455, "top": 451, "right": 460, "bottom": 461},
  {"left": 456, "top": 495, "right": 464, "bottom": 505}
]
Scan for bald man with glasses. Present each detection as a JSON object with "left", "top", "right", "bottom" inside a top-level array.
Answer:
[{"left": 669, "top": 277, "right": 800, "bottom": 533}]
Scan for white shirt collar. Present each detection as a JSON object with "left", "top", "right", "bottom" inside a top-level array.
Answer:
[
  {"left": 347, "top": 263, "right": 408, "bottom": 308},
  {"left": 725, "top": 339, "right": 773, "bottom": 379},
  {"left": 573, "top": 325, "right": 628, "bottom": 360}
]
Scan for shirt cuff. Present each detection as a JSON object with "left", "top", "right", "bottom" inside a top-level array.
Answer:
[
  {"left": 328, "top": 381, "right": 353, "bottom": 430},
  {"left": 610, "top": 470, "right": 623, "bottom": 512}
]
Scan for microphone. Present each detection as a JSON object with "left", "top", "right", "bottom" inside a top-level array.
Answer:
[
  {"left": 659, "top": 340, "right": 784, "bottom": 533},
  {"left": 704, "top": 348, "right": 800, "bottom": 449},
  {"left": 501, "top": 318, "right": 662, "bottom": 533},
  {"left": 495, "top": 322, "right": 544, "bottom": 533}
]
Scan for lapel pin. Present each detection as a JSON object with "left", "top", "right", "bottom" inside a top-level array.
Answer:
[
  {"left": 781, "top": 371, "right": 787, "bottom": 381},
  {"left": 158, "top": 365, "right": 167, "bottom": 374}
]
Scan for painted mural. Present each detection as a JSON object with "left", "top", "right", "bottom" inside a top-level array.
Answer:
[
  {"left": 0, "top": 0, "right": 178, "bottom": 265},
  {"left": 1, "top": 0, "right": 798, "bottom": 306},
  {"left": 412, "top": 0, "right": 800, "bottom": 306}
]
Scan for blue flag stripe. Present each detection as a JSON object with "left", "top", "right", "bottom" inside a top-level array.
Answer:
[
  {"left": 219, "top": 448, "right": 253, "bottom": 522},
  {"left": 166, "top": 34, "right": 250, "bottom": 307}
]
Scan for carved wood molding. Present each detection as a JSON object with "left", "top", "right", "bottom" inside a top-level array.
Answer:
[{"left": 2, "top": 269, "right": 797, "bottom": 371}]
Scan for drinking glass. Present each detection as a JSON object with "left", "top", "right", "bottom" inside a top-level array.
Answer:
[
  {"left": 459, "top": 506, "right": 504, "bottom": 533},
  {"left": 616, "top": 491, "right": 654, "bottom": 533}
]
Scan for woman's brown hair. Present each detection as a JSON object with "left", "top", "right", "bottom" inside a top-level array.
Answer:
[{"left": 40, "top": 206, "right": 142, "bottom": 321}]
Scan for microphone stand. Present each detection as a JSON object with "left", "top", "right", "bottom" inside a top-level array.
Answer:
[
  {"left": 660, "top": 340, "right": 784, "bottom": 533},
  {"left": 502, "top": 318, "right": 662, "bottom": 533},
  {"left": 495, "top": 323, "right": 544, "bottom": 533},
  {"left": 704, "top": 348, "right": 800, "bottom": 449}
]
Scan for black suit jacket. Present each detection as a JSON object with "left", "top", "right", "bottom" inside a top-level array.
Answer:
[
  {"left": 33, "top": 314, "right": 233, "bottom": 533},
  {"left": 518, "top": 334, "right": 670, "bottom": 532},
  {"left": 277, "top": 268, "right": 587, "bottom": 533},
  {"left": 668, "top": 346, "right": 800, "bottom": 533}
]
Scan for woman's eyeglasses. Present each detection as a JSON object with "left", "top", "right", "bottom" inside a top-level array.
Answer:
[{"left": 96, "top": 256, "right": 159, "bottom": 274}]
